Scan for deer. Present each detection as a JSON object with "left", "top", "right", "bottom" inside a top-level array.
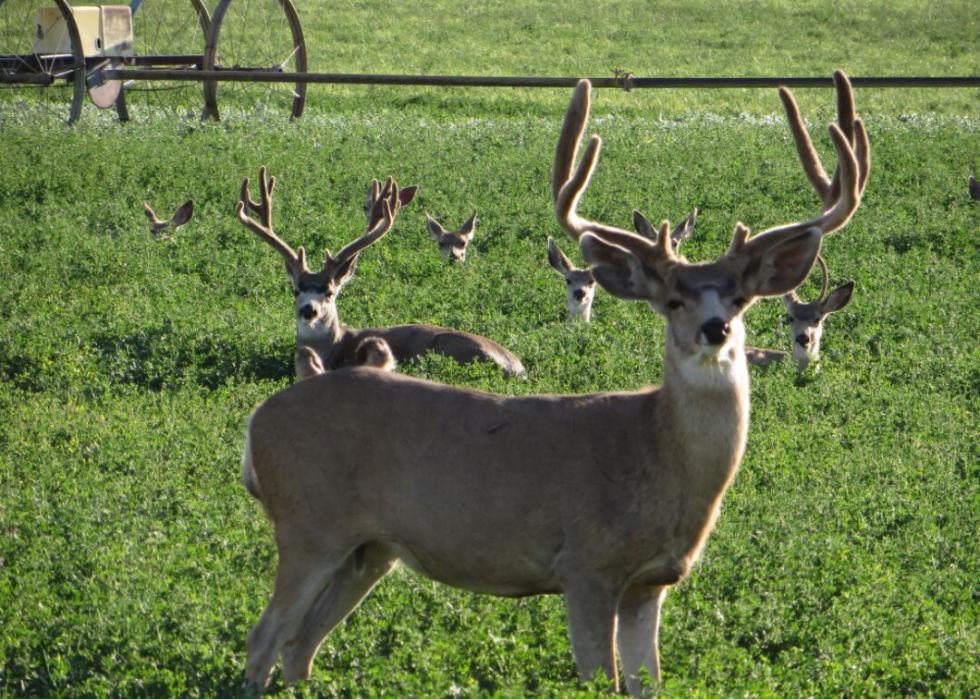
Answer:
[
  {"left": 236, "top": 168, "right": 526, "bottom": 378},
  {"left": 143, "top": 199, "right": 193, "bottom": 236},
  {"left": 425, "top": 212, "right": 477, "bottom": 261},
  {"left": 783, "top": 255, "right": 855, "bottom": 372},
  {"left": 548, "top": 212, "right": 697, "bottom": 322},
  {"left": 239, "top": 71, "right": 869, "bottom": 695}
]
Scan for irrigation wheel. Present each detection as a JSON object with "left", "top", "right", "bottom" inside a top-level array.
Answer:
[
  {"left": 115, "top": 0, "right": 210, "bottom": 121},
  {"left": 202, "top": 0, "right": 307, "bottom": 121},
  {"left": 0, "top": 0, "right": 86, "bottom": 123}
]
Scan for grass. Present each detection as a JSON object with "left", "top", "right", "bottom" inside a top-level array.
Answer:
[{"left": 1, "top": 1, "right": 978, "bottom": 698}]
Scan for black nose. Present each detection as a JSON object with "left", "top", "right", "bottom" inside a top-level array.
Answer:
[
  {"left": 796, "top": 333, "right": 810, "bottom": 347},
  {"left": 300, "top": 304, "right": 316, "bottom": 321},
  {"left": 701, "top": 318, "right": 730, "bottom": 345}
]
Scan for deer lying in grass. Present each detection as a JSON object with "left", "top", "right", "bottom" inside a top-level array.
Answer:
[
  {"left": 547, "top": 213, "right": 697, "bottom": 323},
  {"left": 425, "top": 212, "right": 477, "bottom": 261},
  {"left": 143, "top": 200, "right": 193, "bottom": 236},
  {"left": 237, "top": 168, "right": 525, "bottom": 378},
  {"left": 783, "top": 255, "right": 855, "bottom": 372},
  {"left": 240, "top": 71, "right": 868, "bottom": 695}
]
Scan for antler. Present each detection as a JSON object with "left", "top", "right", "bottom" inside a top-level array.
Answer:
[
  {"left": 554, "top": 80, "right": 662, "bottom": 244},
  {"left": 236, "top": 166, "right": 308, "bottom": 276},
  {"left": 324, "top": 177, "right": 401, "bottom": 273},
  {"left": 730, "top": 71, "right": 869, "bottom": 260},
  {"left": 780, "top": 71, "right": 870, "bottom": 209}
]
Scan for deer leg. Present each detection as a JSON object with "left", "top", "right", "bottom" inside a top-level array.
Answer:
[
  {"left": 616, "top": 584, "right": 667, "bottom": 696},
  {"left": 281, "top": 543, "right": 397, "bottom": 684},
  {"left": 245, "top": 546, "right": 345, "bottom": 689},
  {"left": 563, "top": 577, "right": 620, "bottom": 691}
]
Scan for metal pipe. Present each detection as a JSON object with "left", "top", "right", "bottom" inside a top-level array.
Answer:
[{"left": 102, "top": 70, "right": 980, "bottom": 89}]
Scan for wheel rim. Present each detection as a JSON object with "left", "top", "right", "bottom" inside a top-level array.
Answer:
[
  {"left": 203, "top": 0, "right": 307, "bottom": 121},
  {"left": 123, "top": 0, "right": 209, "bottom": 120}
]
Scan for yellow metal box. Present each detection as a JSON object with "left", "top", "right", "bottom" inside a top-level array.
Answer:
[{"left": 33, "top": 6, "right": 134, "bottom": 57}]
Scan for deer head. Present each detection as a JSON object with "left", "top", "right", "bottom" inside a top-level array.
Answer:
[
  {"left": 425, "top": 212, "right": 477, "bottom": 261},
  {"left": 783, "top": 256, "right": 855, "bottom": 372},
  {"left": 143, "top": 200, "right": 193, "bottom": 235},
  {"left": 237, "top": 167, "right": 401, "bottom": 341},
  {"left": 547, "top": 237, "right": 597, "bottom": 322}
]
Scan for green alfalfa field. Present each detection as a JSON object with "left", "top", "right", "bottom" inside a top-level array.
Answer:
[{"left": 0, "top": 1, "right": 977, "bottom": 697}]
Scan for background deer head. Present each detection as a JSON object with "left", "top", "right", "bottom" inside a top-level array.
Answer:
[
  {"left": 783, "top": 256, "right": 855, "bottom": 372},
  {"left": 425, "top": 212, "right": 477, "bottom": 261}
]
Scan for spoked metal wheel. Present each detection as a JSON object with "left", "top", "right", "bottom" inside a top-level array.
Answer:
[
  {"left": 0, "top": 0, "right": 86, "bottom": 124},
  {"left": 202, "top": 0, "right": 307, "bottom": 121},
  {"left": 117, "top": 0, "right": 210, "bottom": 121}
]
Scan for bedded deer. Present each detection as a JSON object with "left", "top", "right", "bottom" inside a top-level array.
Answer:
[
  {"left": 236, "top": 168, "right": 525, "bottom": 377},
  {"left": 143, "top": 200, "right": 193, "bottom": 235},
  {"left": 783, "top": 255, "right": 855, "bottom": 372},
  {"left": 240, "top": 71, "right": 868, "bottom": 694}
]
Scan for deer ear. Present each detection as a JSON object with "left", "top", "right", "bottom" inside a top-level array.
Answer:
[
  {"left": 460, "top": 213, "right": 478, "bottom": 239},
  {"left": 580, "top": 233, "right": 662, "bottom": 302},
  {"left": 741, "top": 228, "right": 823, "bottom": 298},
  {"left": 547, "top": 237, "right": 572, "bottom": 274},
  {"left": 425, "top": 213, "right": 446, "bottom": 240},
  {"left": 671, "top": 208, "right": 697, "bottom": 248},
  {"left": 632, "top": 210, "right": 659, "bottom": 240},
  {"left": 399, "top": 185, "right": 419, "bottom": 207},
  {"left": 822, "top": 281, "right": 855, "bottom": 314},
  {"left": 332, "top": 254, "right": 359, "bottom": 287},
  {"left": 171, "top": 200, "right": 194, "bottom": 227}
]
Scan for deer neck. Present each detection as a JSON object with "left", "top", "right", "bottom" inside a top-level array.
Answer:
[
  {"left": 296, "top": 306, "right": 351, "bottom": 368},
  {"left": 656, "top": 323, "right": 750, "bottom": 495}
]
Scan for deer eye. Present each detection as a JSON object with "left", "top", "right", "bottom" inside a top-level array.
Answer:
[
  {"left": 292, "top": 289, "right": 300, "bottom": 297},
  {"left": 666, "top": 299, "right": 684, "bottom": 310},
  {"left": 786, "top": 315, "right": 795, "bottom": 323},
  {"left": 732, "top": 296, "right": 747, "bottom": 309}
]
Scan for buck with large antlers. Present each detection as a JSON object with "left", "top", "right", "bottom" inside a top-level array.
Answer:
[
  {"left": 239, "top": 71, "right": 868, "bottom": 695},
  {"left": 236, "top": 168, "right": 525, "bottom": 377}
]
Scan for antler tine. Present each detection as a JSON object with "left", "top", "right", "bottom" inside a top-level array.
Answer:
[
  {"left": 744, "top": 72, "right": 866, "bottom": 254},
  {"left": 747, "top": 122, "right": 860, "bottom": 251},
  {"left": 815, "top": 255, "right": 829, "bottom": 303},
  {"left": 329, "top": 194, "right": 398, "bottom": 270},
  {"left": 779, "top": 70, "right": 869, "bottom": 211},
  {"left": 554, "top": 80, "right": 659, "bottom": 251},
  {"left": 237, "top": 167, "right": 305, "bottom": 274},
  {"left": 240, "top": 166, "right": 276, "bottom": 222}
]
